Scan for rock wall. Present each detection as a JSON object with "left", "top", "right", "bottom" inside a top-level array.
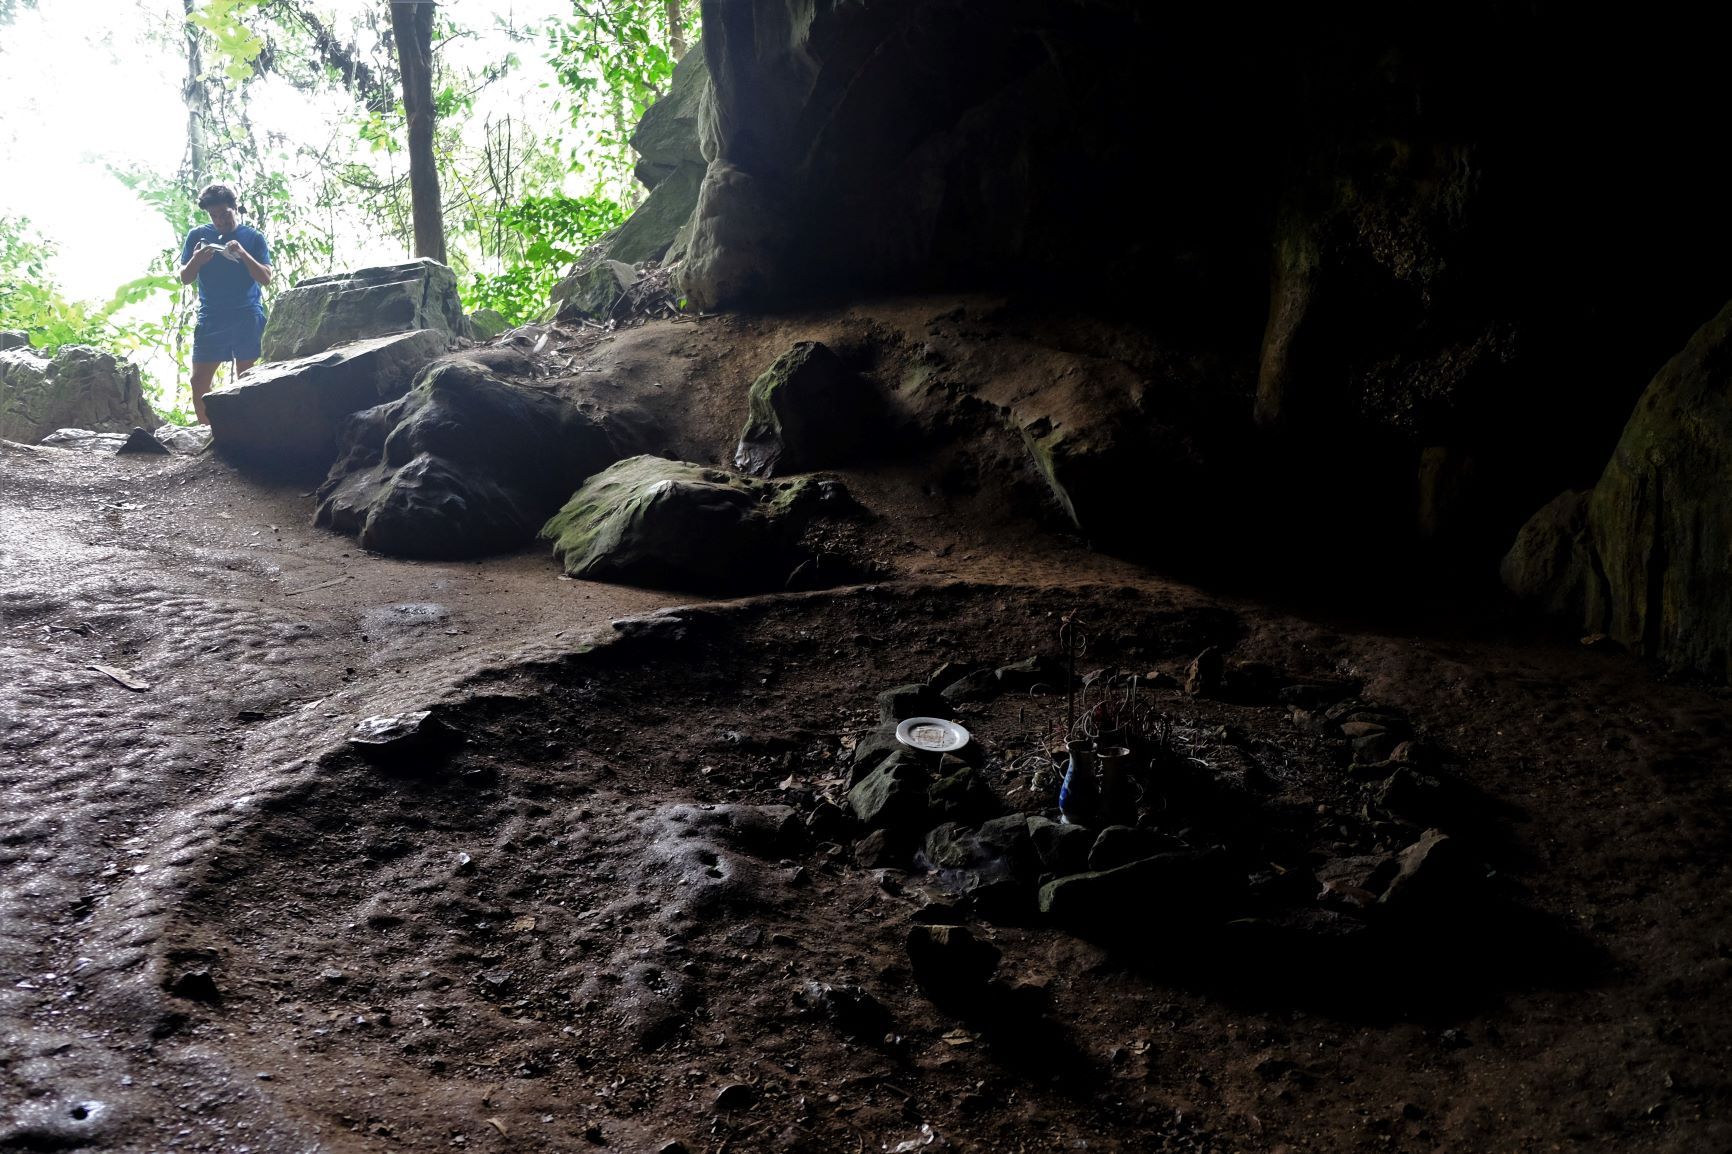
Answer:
[{"left": 628, "top": 3, "right": 1732, "bottom": 564}]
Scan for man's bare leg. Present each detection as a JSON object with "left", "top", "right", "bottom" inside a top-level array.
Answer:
[
  {"left": 235, "top": 359, "right": 257, "bottom": 377},
  {"left": 189, "top": 361, "right": 221, "bottom": 425}
]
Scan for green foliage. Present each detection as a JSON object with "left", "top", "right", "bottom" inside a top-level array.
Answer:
[
  {"left": 188, "top": 0, "right": 266, "bottom": 82},
  {"left": 0, "top": 215, "right": 175, "bottom": 354},
  {"left": 548, "top": 2, "right": 676, "bottom": 119},
  {"left": 546, "top": 1, "right": 694, "bottom": 200},
  {"left": 465, "top": 194, "right": 627, "bottom": 325},
  {"left": 0, "top": 0, "right": 37, "bottom": 28}
]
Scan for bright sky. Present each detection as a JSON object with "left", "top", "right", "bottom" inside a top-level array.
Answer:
[{"left": 0, "top": 0, "right": 570, "bottom": 300}]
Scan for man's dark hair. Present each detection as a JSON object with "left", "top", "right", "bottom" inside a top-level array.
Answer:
[{"left": 196, "top": 183, "right": 239, "bottom": 210}]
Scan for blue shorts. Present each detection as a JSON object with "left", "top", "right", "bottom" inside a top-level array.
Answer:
[{"left": 193, "top": 309, "right": 267, "bottom": 364}]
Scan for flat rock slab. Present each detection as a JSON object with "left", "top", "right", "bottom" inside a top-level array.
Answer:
[
  {"left": 207, "top": 329, "right": 448, "bottom": 476},
  {"left": 261, "top": 258, "right": 468, "bottom": 361}
]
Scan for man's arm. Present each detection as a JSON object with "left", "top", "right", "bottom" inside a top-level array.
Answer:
[
  {"left": 177, "top": 234, "right": 216, "bottom": 284},
  {"left": 225, "top": 238, "right": 272, "bottom": 287}
]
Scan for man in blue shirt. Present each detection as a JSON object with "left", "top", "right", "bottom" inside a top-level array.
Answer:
[{"left": 177, "top": 182, "right": 273, "bottom": 424}]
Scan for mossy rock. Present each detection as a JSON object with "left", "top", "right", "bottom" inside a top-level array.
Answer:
[
  {"left": 540, "top": 454, "right": 856, "bottom": 593},
  {"left": 734, "top": 341, "right": 885, "bottom": 477},
  {"left": 261, "top": 259, "right": 467, "bottom": 362},
  {"left": 1586, "top": 297, "right": 1732, "bottom": 677},
  {"left": 466, "top": 308, "right": 510, "bottom": 341},
  {"left": 1503, "top": 296, "right": 1732, "bottom": 678},
  {"left": 0, "top": 344, "right": 157, "bottom": 444}
]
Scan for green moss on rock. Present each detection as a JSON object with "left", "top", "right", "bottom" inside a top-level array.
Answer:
[{"left": 540, "top": 454, "right": 854, "bottom": 593}]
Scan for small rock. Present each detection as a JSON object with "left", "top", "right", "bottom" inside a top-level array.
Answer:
[
  {"left": 805, "top": 799, "right": 855, "bottom": 840},
  {"left": 994, "top": 655, "right": 1059, "bottom": 692},
  {"left": 1038, "top": 851, "right": 1237, "bottom": 933},
  {"left": 347, "top": 710, "right": 465, "bottom": 767},
  {"left": 658, "top": 1142, "right": 692, "bottom": 1154},
  {"left": 1352, "top": 730, "right": 1404, "bottom": 764},
  {"left": 847, "top": 760, "right": 932, "bottom": 832},
  {"left": 1184, "top": 648, "right": 1224, "bottom": 696},
  {"left": 1315, "top": 854, "right": 1397, "bottom": 906},
  {"left": 116, "top": 426, "right": 171, "bottom": 455},
  {"left": 1087, "top": 825, "right": 1183, "bottom": 872},
  {"left": 906, "top": 924, "right": 1000, "bottom": 997},
  {"left": 1379, "top": 828, "right": 1475, "bottom": 913},
  {"left": 1387, "top": 740, "right": 1436, "bottom": 766},
  {"left": 794, "top": 980, "right": 893, "bottom": 1040},
  {"left": 165, "top": 970, "right": 221, "bottom": 1003},
  {"left": 927, "top": 661, "right": 980, "bottom": 690},
  {"left": 1026, "top": 815, "right": 1093, "bottom": 876},
  {"left": 1373, "top": 767, "right": 1459, "bottom": 826},
  {"left": 908, "top": 885, "right": 965, "bottom": 924},
  {"left": 926, "top": 765, "right": 1002, "bottom": 824},
  {"left": 847, "top": 725, "right": 908, "bottom": 784},
  {"left": 714, "top": 1083, "right": 756, "bottom": 1110},
  {"left": 853, "top": 828, "right": 901, "bottom": 868},
  {"left": 876, "top": 683, "right": 950, "bottom": 724},
  {"left": 320, "top": 968, "right": 347, "bottom": 983},
  {"left": 941, "top": 668, "right": 1001, "bottom": 705}
]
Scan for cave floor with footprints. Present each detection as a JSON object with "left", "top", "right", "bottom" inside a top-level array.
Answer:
[{"left": 4, "top": 410, "right": 1732, "bottom": 1153}]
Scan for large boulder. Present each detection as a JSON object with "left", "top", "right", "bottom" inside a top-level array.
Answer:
[
  {"left": 547, "top": 260, "right": 638, "bottom": 323},
  {"left": 1499, "top": 489, "right": 1597, "bottom": 621},
  {"left": 539, "top": 455, "right": 856, "bottom": 593},
  {"left": 631, "top": 48, "right": 707, "bottom": 191},
  {"left": 1506, "top": 299, "right": 1732, "bottom": 678},
  {"left": 607, "top": 160, "right": 705, "bottom": 267},
  {"left": 735, "top": 341, "right": 884, "bottom": 476},
  {"left": 0, "top": 345, "right": 158, "bottom": 444},
  {"left": 1586, "top": 299, "right": 1732, "bottom": 677},
  {"left": 586, "top": 47, "right": 709, "bottom": 269},
  {"left": 677, "top": 159, "right": 781, "bottom": 312},
  {"left": 205, "top": 329, "right": 447, "bottom": 475},
  {"left": 260, "top": 260, "right": 468, "bottom": 362},
  {"left": 314, "top": 359, "right": 616, "bottom": 559},
  {"left": 466, "top": 308, "right": 509, "bottom": 341},
  {"left": 955, "top": 331, "right": 1210, "bottom": 545}
]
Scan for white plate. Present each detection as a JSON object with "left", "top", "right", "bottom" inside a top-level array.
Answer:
[{"left": 895, "top": 716, "right": 970, "bottom": 753}]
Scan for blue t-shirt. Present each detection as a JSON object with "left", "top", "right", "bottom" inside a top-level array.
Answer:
[{"left": 180, "top": 223, "right": 270, "bottom": 315}]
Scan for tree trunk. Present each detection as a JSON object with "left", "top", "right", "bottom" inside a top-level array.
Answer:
[
  {"left": 665, "top": 0, "right": 686, "bottom": 61},
  {"left": 181, "top": 0, "right": 207, "bottom": 183},
  {"left": 390, "top": 0, "right": 446, "bottom": 264}
]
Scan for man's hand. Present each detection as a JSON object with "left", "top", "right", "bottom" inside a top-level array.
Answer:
[{"left": 180, "top": 242, "right": 220, "bottom": 283}]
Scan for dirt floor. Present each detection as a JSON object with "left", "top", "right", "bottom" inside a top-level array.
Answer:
[{"left": 4, "top": 311, "right": 1732, "bottom": 1153}]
